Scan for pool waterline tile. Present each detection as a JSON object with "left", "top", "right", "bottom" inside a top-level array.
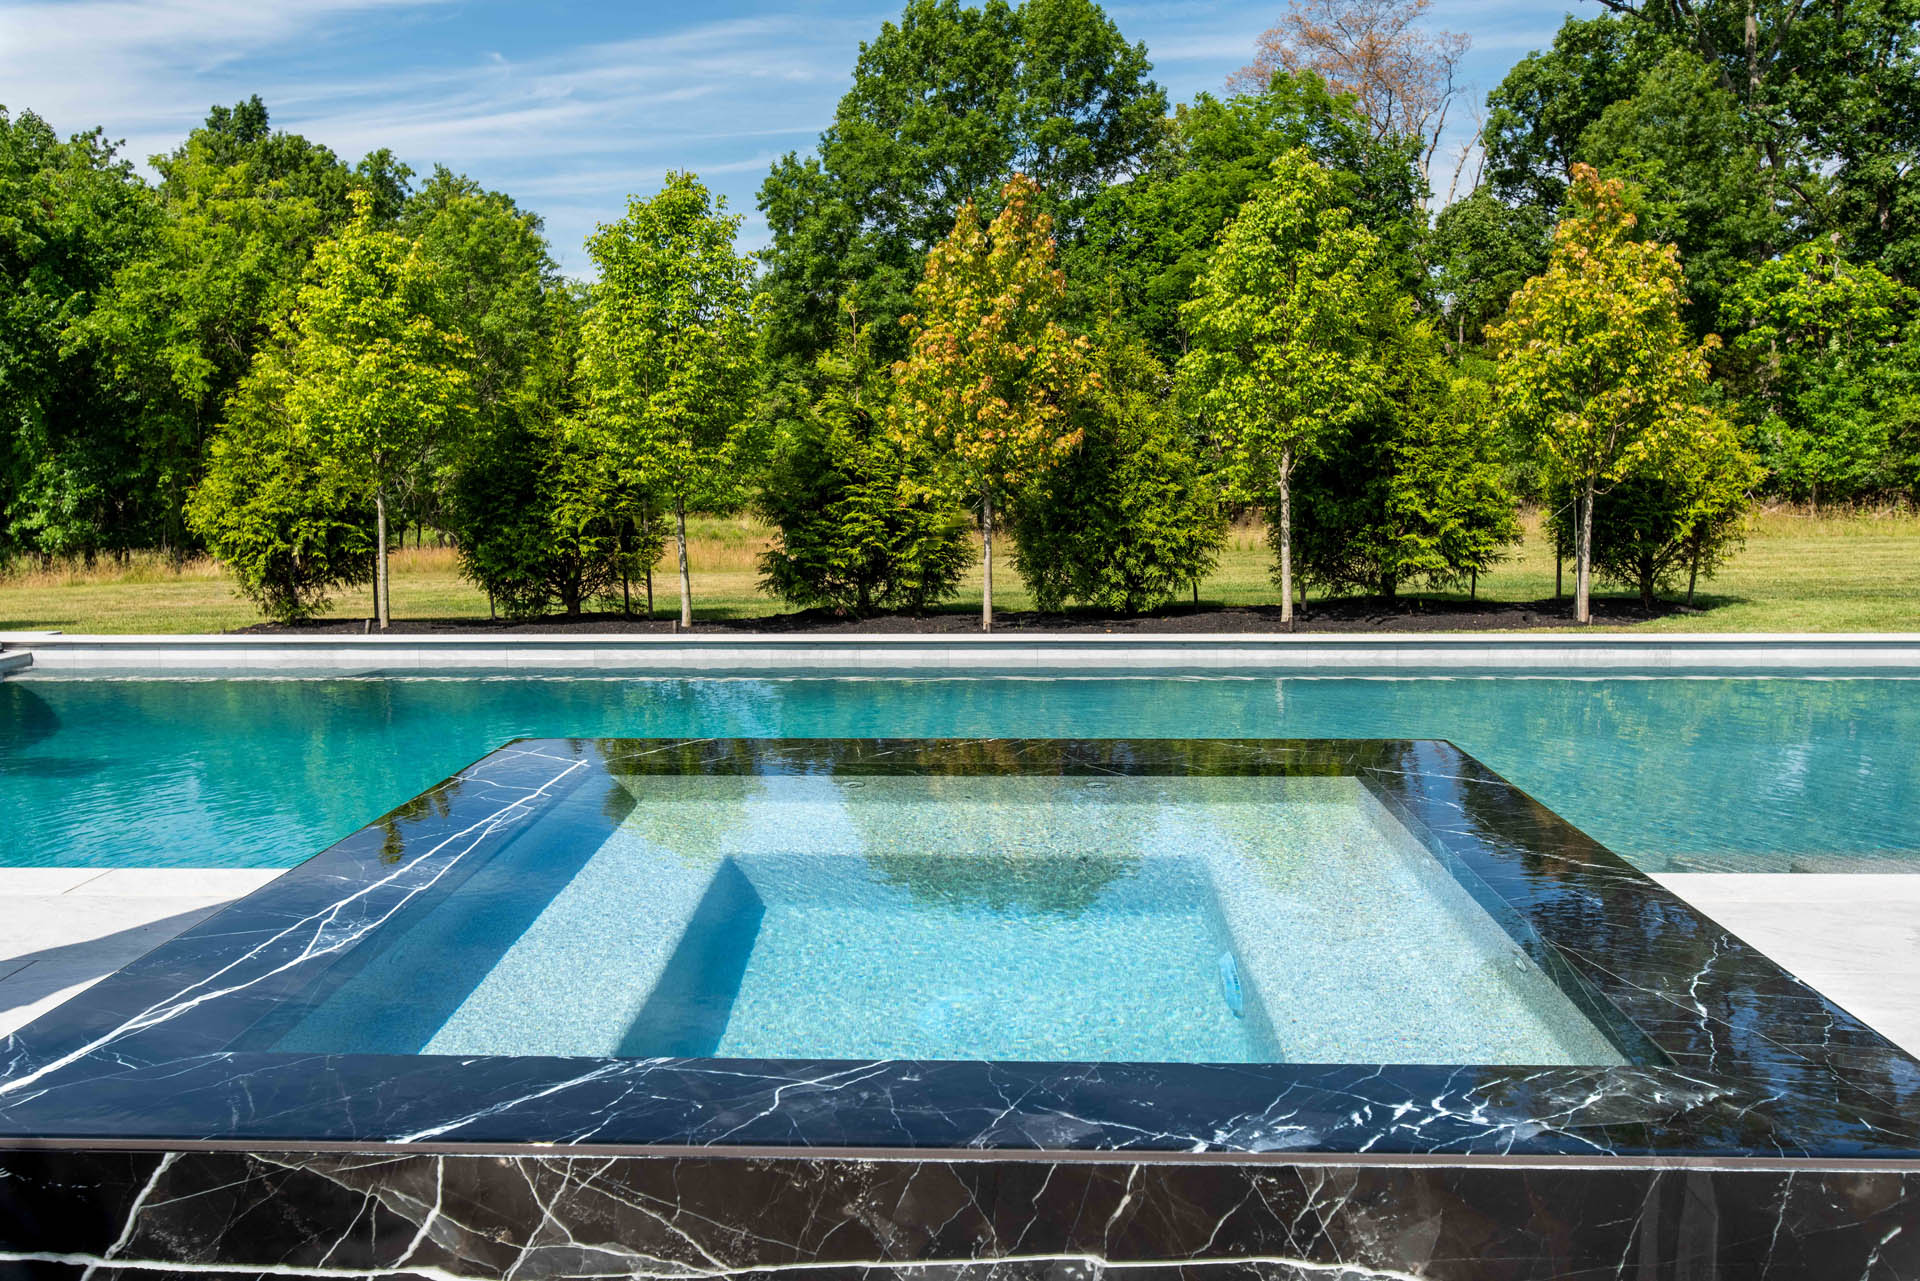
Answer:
[{"left": 0, "top": 737, "right": 1916, "bottom": 1164}]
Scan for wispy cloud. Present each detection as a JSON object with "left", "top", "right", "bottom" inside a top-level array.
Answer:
[{"left": 0, "top": 0, "right": 1572, "bottom": 273}]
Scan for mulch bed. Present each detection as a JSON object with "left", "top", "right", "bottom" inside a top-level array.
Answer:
[{"left": 236, "top": 595, "right": 1704, "bottom": 635}]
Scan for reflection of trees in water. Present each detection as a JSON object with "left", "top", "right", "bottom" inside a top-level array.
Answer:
[
  {"left": 596, "top": 739, "right": 769, "bottom": 864},
  {"left": 834, "top": 762, "right": 1148, "bottom": 917},
  {"left": 0, "top": 683, "right": 59, "bottom": 756},
  {"left": 373, "top": 776, "right": 463, "bottom": 862},
  {"left": 864, "top": 850, "right": 1137, "bottom": 916}
]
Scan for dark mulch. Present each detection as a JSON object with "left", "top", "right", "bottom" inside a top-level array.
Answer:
[{"left": 236, "top": 594, "right": 1708, "bottom": 635}]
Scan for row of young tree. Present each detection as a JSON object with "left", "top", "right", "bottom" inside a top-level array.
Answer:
[{"left": 3, "top": 0, "right": 1916, "bottom": 628}]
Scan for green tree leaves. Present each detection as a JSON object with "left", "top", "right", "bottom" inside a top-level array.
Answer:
[
  {"left": 758, "top": 314, "right": 972, "bottom": 616},
  {"left": 1491, "top": 166, "right": 1747, "bottom": 623},
  {"left": 1722, "top": 242, "right": 1919, "bottom": 503},
  {"left": 755, "top": 0, "right": 1164, "bottom": 365},
  {"left": 579, "top": 173, "right": 761, "bottom": 629},
  {"left": 1178, "top": 148, "right": 1404, "bottom": 622},
  {"left": 198, "top": 191, "right": 474, "bottom": 628}
]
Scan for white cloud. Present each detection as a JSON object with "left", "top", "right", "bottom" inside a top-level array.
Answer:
[{"left": 0, "top": 0, "right": 1573, "bottom": 271}]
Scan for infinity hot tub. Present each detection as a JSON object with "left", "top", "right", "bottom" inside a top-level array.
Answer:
[{"left": 2, "top": 739, "right": 1916, "bottom": 1278}]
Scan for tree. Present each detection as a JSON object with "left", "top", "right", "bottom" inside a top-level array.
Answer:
[
  {"left": 758, "top": 308, "right": 972, "bottom": 616},
  {"left": 1074, "top": 70, "right": 1427, "bottom": 367},
  {"left": 1426, "top": 189, "right": 1552, "bottom": 350},
  {"left": 0, "top": 108, "right": 156, "bottom": 561},
  {"left": 441, "top": 288, "right": 665, "bottom": 621},
  {"left": 403, "top": 167, "right": 559, "bottom": 541},
  {"left": 78, "top": 98, "right": 401, "bottom": 554},
  {"left": 1721, "top": 240, "right": 1919, "bottom": 503},
  {"left": 1228, "top": 0, "right": 1469, "bottom": 185},
  {"left": 1009, "top": 320, "right": 1226, "bottom": 614},
  {"left": 1546, "top": 417, "right": 1759, "bottom": 609},
  {"left": 1178, "top": 148, "right": 1398, "bottom": 624},
  {"left": 1481, "top": 15, "right": 1666, "bottom": 215},
  {"left": 1490, "top": 165, "right": 1722, "bottom": 624},
  {"left": 270, "top": 191, "right": 472, "bottom": 629},
  {"left": 1294, "top": 349, "right": 1519, "bottom": 598},
  {"left": 756, "top": 0, "right": 1165, "bottom": 365},
  {"left": 579, "top": 173, "right": 760, "bottom": 630},
  {"left": 1577, "top": 49, "right": 1786, "bottom": 332},
  {"left": 893, "top": 174, "right": 1094, "bottom": 631},
  {"left": 1590, "top": 0, "right": 1920, "bottom": 281},
  {"left": 184, "top": 355, "right": 372, "bottom": 623}
]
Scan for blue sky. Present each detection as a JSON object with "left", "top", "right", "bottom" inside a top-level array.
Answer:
[{"left": 0, "top": 0, "right": 1580, "bottom": 274}]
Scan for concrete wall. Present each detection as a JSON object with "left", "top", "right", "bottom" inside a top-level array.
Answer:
[{"left": 4, "top": 630, "right": 1919, "bottom": 676}]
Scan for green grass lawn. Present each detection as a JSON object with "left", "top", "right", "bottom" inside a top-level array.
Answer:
[{"left": 2, "top": 510, "right": 1915, "bottom": 633}]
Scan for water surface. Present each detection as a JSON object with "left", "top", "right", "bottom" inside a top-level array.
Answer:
[{"left": 3, "top": 675, "right": 1916, "bottom": 871}]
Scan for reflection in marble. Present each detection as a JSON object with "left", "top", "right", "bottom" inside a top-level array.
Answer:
[{"left": 2, "top": 738, "right": 1918, "bottom": 1276}]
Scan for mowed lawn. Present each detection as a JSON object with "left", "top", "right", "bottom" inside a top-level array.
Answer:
[{"left": 1, "top": 509, "right": 1916, "bottom": 634}]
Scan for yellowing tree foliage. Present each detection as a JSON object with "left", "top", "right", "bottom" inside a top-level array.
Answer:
[
  {"left": 892, "top": 174, "right": 1095, "bottom": 631},
  {"left": 1490, "top": 164, "right": 1725, "bottom": 624}
]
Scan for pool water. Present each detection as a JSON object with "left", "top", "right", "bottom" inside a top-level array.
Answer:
[
  {"left": 270, "top": 771, "right": 1625, "bottom": 1065},
  {"left": 3, "top": 675, "right": 1918, "bottom": 873}
]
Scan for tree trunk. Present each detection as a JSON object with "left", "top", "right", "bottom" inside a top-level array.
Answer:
[
  {"left": 620, "top": 524, "right": 632, "bottom": 618},
  {"left": 1379, "top": 572, "right": 1397, "bottom": 600},
  {"left": 1687, "top": 535, "right": 1701, "bottom": 606},
  {"left": 642, "top": 501, "right": 654, "bottom": 618},
  {"left": 1555, "top": 547, "right": 1562, "bottom": 599},
  {"left": 1575, "top": 477, "right": 1596, "bottom": 625},
  {"left": 1470, "top": 567, "right": 1478, "bottom": 600},
  {"left": 674, "top": 497, "right": 692, "bottom": 630},
  {"left": 1277, "top": 446, "right": 1294, "bottom": 627},
  {"left": 374, "top": 490, "right": 391, "bottom": 631},
  {"left": 980, "top": 488, "right": 994, "bottom": 633}
]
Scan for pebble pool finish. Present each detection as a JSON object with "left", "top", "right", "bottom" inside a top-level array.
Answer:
[
  {"left": 5, "top": 674, "right": 1920, "bottom": 873},
  {"left": 5, "top": 738, "right": 1920, "bottom": 1278},
  {"left": 270, "top": 773, "right": 1623, "bottom": 1066}
]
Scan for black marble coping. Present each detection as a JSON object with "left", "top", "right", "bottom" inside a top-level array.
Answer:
[{"left": 2, "top": 737, "right": 1917, "bottom": 1164}]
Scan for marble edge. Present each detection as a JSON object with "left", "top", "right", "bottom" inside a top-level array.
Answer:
[
  {"left": 3, "top": 1133, "right": 1919, "bottom": 1173},
  {"left": 5, "top": 736, "right": 1920, "bottom": 1161}
]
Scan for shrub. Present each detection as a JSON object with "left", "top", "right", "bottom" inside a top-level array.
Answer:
[
  {"left": 185, "top": 362, "right": 373, "bottom": 623},
  {"left": 1012, "top": 323, "right": 1226, "bottom": 614},
  {"left": 759, "top": 335, "right": 972, "bottom": 616}
]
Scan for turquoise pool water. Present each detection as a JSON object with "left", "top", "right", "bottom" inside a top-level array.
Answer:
[
  {"left": 271, "top": 771, "right": 1626, "bottom": 1065},
  {"left": 3, "top": 675, "right": 1918, "bottom": 872}
]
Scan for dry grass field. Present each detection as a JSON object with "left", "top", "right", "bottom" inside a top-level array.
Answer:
[{"left": 1, "top": 508, "right": 1915, "bottom": 633}]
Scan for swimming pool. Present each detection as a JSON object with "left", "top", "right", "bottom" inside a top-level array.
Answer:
[
  {"left": 266, "top": 748, "right": 1623, "bottom": 1066},
  {"left": 5, "top": 735, "right": 1918, "bottom": 1276},
  {"left": 3, "top": 674, "right": 1918, "bottom": 872}
]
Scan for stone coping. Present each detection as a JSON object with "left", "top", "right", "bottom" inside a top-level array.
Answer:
[{"left": 4, "top": 629, "right": 1920, "bottom": 675}]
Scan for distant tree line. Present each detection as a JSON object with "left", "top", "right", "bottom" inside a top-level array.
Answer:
[{"left": 2, "top": 0, "right": 1916, "bottom": 629}]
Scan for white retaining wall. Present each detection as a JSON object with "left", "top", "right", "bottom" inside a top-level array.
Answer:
[{"left": 3, "top": 631, "right": 1919, "bottom": 676}]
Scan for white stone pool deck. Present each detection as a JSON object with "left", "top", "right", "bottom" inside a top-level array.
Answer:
[
  {"left": 3, "top": 867, "right": 1917, "bottom": 1058},
  {"left": 0, "top": 869, "right": 281, "bottom": 1036}
]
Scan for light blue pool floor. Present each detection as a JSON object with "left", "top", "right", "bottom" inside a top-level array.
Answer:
[{"left": 278, "top": 775, "right": 1626, "bottom": 1066}]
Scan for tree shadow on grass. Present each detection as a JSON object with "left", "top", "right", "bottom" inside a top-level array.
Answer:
[{"left": 225, "top": 589, "right": 1755, "bottom": 635}]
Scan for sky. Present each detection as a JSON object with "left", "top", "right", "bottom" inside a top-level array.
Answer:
[{"left": 0, "top": 0, "right": 1582, "bottom": 274}]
